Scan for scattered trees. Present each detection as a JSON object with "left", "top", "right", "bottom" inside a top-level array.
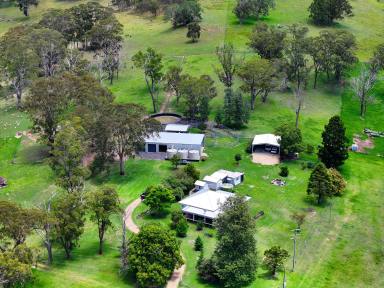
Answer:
[
  {"left": 350, "top": 65, "right": 378, "bottom": 117},
  {"left": 234, "top": 0, "right": 275, "bottom": 24},
  {"left": 318, "top": 115, "right": 348, "bottom": 168},
  {"left": 16, "top": 0, "right": 38, "bottom": 16},
  {"left": 195, "top": 236, "right": 204, "bottom": 251},
  {"left": 127, "top": 224, "right": 183, "bottom": 287},
  {"left": 215, "top": 43, "right": 239, "bottom": 88},
  {"left": 0, "top": 200, "right": 40, "bottom": 248},
  {"left": 237, "top": 57, "right": 277, "bottom": 110},
  {"left": 52, "top": 193, "right": 86, "bottom": 259},
  {"left": 275, "top": 123, "right": 304, "bottom": 158},
  {"left": 164, "top": 65, "right": 185, "bottom": 105},
  {"left": 198, "top": 196, "right": 257, "bottom": 287},
  {"left": 88, "top": 186, "right": 121, "bottom": 255},
  {"left": 24, "top": 76, "right": 71, "bottom": 146},
  {"left": 28, "top": 28, "right": 67, "bottom": 77},
  {"left": 291, "top": 212, "right": 306, "bottom": 229},
  {"left": 309, "top": 0, "right": 352, "bottom": 26},
  {"left": 0, "top": 248, "right": 33, "bottom": 287},
  {"left": 110, "top": 103, "right": 161, "bottom": 175},
  {"left": 143, "top": 185, "right": 175, "bottom": 214},
  {"left": 179, "top": 75, "right": 217, "bottom": 121},
  {"left": 187, "top": 22, "right": 201, "bottom": 42},
  {"left": 170, "top": 154, "right": 182, "bottom": 169},
  {"left": 50, "top": 120, "right": 90, "bottom": 193},
  {"left": 307, "top": 162, "right": 334, "bottom": 204},
  {"left": 248, "top": 22, "right": 286, "bottom": 59},
  {"left": 0, "top": 26, "right": 38, "bottom": 108},
  {"left": 284, "top": 24, "right": 311, "bottom": 128},
  {"left": 328, "top": 168, "right": 346, "bottom": 196},
  {"left": 222, "top": 88, "right": 249, "bottom": 129},
  {"left": 132, "top": 48, "right": 163, "bottom": 113},
  {"left": 263, "top": 246, "right": 289, "bottom": 277},
  {"left": 166, "top": 0, "right": 202, "bottom": 28},
  {"left": 308, "top": 30, "right": 357, "bottom": 87}
]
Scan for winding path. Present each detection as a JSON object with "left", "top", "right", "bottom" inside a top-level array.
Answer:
[{"left": 124, "top": 198, "right": 186, "bottom": 288}]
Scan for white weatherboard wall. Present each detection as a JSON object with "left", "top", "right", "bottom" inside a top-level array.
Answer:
[{"left": 144, "top": 132, "right": 205, "bottom": 157}]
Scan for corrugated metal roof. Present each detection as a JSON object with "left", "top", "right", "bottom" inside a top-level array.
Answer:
[
  {"left": 252, "top": 134, "right": 281, "bottom": 146},
  {"left": 145, "top": 132, "right": 205, "bottom": 145},
  {"left": 179, "top": 189, "right": 234, "bottom": 211},
  {"left": 165, "top": 124, "right": 190, "bottom": 132}
]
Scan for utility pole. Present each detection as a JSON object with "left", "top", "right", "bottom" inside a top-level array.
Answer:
[
  {"left": 291, "top": 228, "right": 300, "bottom": 271},
  {"left": 282, "top": 266, "right": 287, "bottom": 288}
]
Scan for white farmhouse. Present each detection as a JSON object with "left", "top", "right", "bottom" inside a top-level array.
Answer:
[{"left": 179, "top": 189, "right": 250, "bottom": 225}]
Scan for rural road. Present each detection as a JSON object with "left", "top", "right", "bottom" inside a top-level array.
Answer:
[{"left": 124, "top": 198, "right": 186, "bottom": 288}]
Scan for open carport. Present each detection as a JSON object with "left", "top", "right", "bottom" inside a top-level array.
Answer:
[{"left": 251, "top": 134, "right": 281, "bottom": 165}]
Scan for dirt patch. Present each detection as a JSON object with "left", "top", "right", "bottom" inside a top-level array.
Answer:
[
  {"left": 15, "top": 130, "right": 39, "bottom": 142},
  {"left": 353, "top": 135, "right": 374, "bottom": 153},
  {"left": 252, "top": 152, "right": 280, "bottom": 165}
]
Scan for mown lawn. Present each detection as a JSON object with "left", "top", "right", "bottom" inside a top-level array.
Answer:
[{"left": 0, "top": 0, "right": 383, "bottom": 287}]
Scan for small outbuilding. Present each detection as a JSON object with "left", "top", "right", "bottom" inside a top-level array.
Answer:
[
  {"left": 203, "top": 175, "right": 223, "bottom": 190},
  {"left": 164, "top": 124, "right": 190, "bottom": 133},
  {"left": 252, "top": 134, "right": 281, "bottom": 154},
  {"left": 211, "top": 169, "right": 244, "bottom": 186},
  {"left": 144, "top": 132, "right": 205, "bottom": 160},
  {"left": 251, "top": 134, "right": 281, "bottom": 165}
]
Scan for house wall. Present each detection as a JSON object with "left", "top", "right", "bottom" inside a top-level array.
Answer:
[{"left": 145, "top": 143, "right": 202, "bottom": 153}]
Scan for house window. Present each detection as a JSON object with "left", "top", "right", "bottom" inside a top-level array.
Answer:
[
  {"left": 148, "top": 144, "right": 157, "bottom": 152},
  {"left": 159, "top": 144, "right": 167, "bottom": 152}
]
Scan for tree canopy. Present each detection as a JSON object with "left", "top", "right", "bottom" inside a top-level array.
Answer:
[
  {"left": 309, "top": 0, "right": 352, "bottom": 26},
  {"left": 127, "top": 224, "right": 183, "bottom": 287}
]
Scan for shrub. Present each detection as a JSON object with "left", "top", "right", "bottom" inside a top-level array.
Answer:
[
  {"left": 196, "top": 220, "right": 204, "bottom": 231},
  {"left": 307, "top": 161, "right": 315, "bottom": 169},
  {"left": 279, "top": 166, "right": 289, "bottom": 177},
  {"left": 328, "top": 168, "right": 346, "bottom": 196},
  {"left": 194, "top": 236, "right": 204, "bottom": 251},
  {"left": 175, "top": 217, "right": 189, "bottom": 237},
  {"left": 306, "top": 144, "right": 314, "bottom": 154},
  {"left": 197, "top": 258, "right": 219, "bottom": 284},
  {"left": 171, "top": 210, "right": 184, "bottom": 230},
  {"left": 198, "top": 122, "right": 207, "bottom": 131},
  {"left": 235, "top": 153, "right": 242, "bottom": 165},
  {"left": 183, "top": 164, "right": 200, "bottom": 181}
]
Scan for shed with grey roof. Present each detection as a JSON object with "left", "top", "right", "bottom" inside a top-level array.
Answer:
[{"left": 144, "top": 132, "right": 205, "bottom": 160}]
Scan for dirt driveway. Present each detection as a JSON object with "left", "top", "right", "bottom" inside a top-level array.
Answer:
[
  {"left": 124, "top": 198, "right": 186, "bottom": 288},
  {"left": 252, "top": 152, "right": 280, "bottom": 165}
]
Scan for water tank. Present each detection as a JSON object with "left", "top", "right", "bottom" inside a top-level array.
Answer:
[
  {"left": 167, "top": 148, "right": 177, "bottom": 159},
  {"left": 188, "top": 150, "right": 200, "bottom": 161},
  {"left": 177, "top": 149, "right": 188, "bottom": 159}
]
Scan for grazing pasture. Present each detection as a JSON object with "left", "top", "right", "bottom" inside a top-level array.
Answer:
[{"left": 0, "top": 0, "right": 383, "bottom": 287}]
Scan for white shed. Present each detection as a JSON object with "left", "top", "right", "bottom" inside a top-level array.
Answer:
[
  {"left": 165, "top": 124, "right": 190, "bottom": 133},
  {"left": 203, "top": 175, "right": 223, "bottom": 190},
  {"left": 211, "top": 169, "right": 244, "bottom": 186},
  {"left": 252, "top": 134, "right": 281, "bottom": 154}
]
